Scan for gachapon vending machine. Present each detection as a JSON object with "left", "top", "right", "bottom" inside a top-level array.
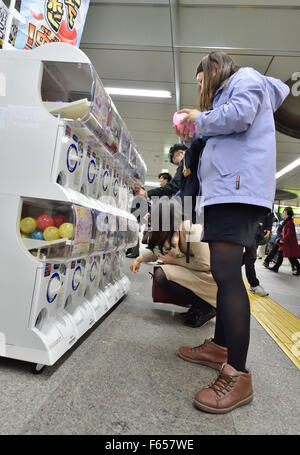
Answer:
[{"left": 0, "top": 43, "right": 146, "bottom": 373}]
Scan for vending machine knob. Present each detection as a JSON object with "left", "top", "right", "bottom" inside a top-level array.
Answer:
[
  {"left": 47, "top": 273, "right": 61, "bottom": 303},
  {"left": 72, "top": 266, "right": 82, "bottom": 290}
]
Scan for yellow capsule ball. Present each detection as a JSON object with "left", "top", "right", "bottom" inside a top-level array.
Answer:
[
  {"left": 20, "top": 217, "right": 37, "bottom": 234},
  {"left": 43, "top": 226, "right": 60, "bottom": 241},
  {"left": 21, "top": 232, "right": 31, "bottom": 238},
  {"left": 58, "top": 222, "right": 73, "bottom": 239}
]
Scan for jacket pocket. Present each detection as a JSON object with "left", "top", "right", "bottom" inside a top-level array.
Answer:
[{"left": 211, "top": 148, "right": 232, "bottom": 176}]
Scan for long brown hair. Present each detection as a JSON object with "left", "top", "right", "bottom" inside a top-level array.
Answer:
[
  {"left": 196, "top": 51, "right": 240, "bottom": 111},
  {"left": 147, "top": 197, "right": 182, "bottom": 253}
]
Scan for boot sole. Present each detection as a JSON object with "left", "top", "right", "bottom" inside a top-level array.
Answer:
[
  {"left": 193, "top": 394, "right": 253, "bottom": 414},
  {"left": 177, "top": 352, "right": 222, "bottom": 371}
]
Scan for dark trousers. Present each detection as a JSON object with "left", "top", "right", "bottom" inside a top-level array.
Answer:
[
  {"left": 243, "top": 237, "right": 259, "bottom": 288},
  {"left": 272, "top": 250, "right": 300, "bottom": 272},
  {"left": 265, "top": 242, "right": 279, "bottom": 264}
]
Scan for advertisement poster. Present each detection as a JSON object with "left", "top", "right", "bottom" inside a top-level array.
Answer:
[{"left": 14, "top": 0, "right": 90, "bottom": 49}]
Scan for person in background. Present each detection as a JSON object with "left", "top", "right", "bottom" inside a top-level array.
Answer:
[
  {"left": 268, "top": 207, "right": 300, "bottom": 275},
  {"left": 175, "top": 51, "right": 289, "bottom": 414},
  {"left": 242, "top": 212, "right": 273, "bottom": 297},
  {"left": 158, "top": 172, "right": 172, "bottom": 187},
  {"left": 130, "top": 198, "right": 217, "bottom": 328},
  {"left": 263, "top": 216, "right": 284, "bottom": 268},
  {"left": 125, "top": 187, "right": 148, "bottom": 259},
  {"left": 135, "top": 144, "right": 187, "bottom": 199}
]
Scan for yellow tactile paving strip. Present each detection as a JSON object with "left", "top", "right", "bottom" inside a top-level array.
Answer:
[{"left": 246, "top": 285, "right": 300, "bottom": 370}]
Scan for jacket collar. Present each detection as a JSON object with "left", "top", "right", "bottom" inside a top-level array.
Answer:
[{"left": 214, "top": 68, "right": 242, "bottom": 97}]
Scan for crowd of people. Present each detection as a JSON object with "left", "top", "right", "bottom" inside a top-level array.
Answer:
[{"left": 126, "top": 51, "right": 299, "bottom": 415}]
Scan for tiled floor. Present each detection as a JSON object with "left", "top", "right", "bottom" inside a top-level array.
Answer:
[{"left": 0, "top": 256, "right": 299, "bottom": 435}]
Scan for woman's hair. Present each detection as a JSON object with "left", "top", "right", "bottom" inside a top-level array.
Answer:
[
  {"left": 283, "top": 207, "right": 294, "bottom": 218},
  {"left": 196, "top": 51, "right": 240, "bottom": 111},
  {"left": 147, "top": 197, "right": 182, "bottom": 253}
]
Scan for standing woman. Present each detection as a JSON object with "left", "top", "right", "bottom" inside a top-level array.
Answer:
[
  {"left": 175, "top": 51, "right": 289, "bottom": 414},
  {"left": 269, "top": 207, "right": 300, "bottom": 275}
]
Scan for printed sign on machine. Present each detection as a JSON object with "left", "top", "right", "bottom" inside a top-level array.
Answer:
[{"left": 14, "top": 0, "right": 90, "bottom": 49}]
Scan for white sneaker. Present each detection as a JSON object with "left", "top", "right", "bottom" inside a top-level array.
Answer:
[{"left": 249, "top": 285, "right": 269, "bottom": 297}]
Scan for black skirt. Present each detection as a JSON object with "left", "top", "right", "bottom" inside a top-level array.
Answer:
[{"left": 202, "top": 203, "right": 270, "bottom": 248}]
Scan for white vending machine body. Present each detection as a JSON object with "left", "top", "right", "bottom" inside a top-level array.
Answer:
[{"left": 52, "top": 123, "right": 85, "bottom": 192}]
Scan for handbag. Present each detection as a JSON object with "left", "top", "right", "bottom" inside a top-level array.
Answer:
[
  {"left": 150, "top": 270, "right": 174, "bottom": 304},
  {"left": 258, "top": 234, "right": 271, "bottom": 246},
  {"left": 150, "top": 269, "right": 190, "bottom": 307}
]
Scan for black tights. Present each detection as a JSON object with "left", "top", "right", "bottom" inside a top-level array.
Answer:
[
  {"left": 153, "top": 267, "right": 212, "bottom": 313},
  {"left": 209, "top": 241, "right": 250, "bottom": 373}
]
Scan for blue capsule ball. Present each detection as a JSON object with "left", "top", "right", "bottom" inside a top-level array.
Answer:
[{"left": 30, "top": 229, "right": 44, "bottom": 240}]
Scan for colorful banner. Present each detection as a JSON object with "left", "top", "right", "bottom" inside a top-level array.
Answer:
[
  {"left": 0, "top": 0, "right": 8, "bottom": 48},
  {"left": 14, "top": 0, "right": 90, "bottom": 49}
]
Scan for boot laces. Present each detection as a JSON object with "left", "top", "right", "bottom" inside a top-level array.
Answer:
[
  {"left": 191, "top": 338, "right": 212, "bottom": 352},
  {"left": 209, "top": 372, "right": 239, "bottom": 398}
]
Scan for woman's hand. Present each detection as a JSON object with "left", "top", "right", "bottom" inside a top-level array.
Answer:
[
  {"left": 178, "top": 108, "right": 201, "bottom": 124},
  {"left": 173, "top": 108, "right": 200, "bottom": 141},
  {"left": 157, "top": 253, "right": 174, "bottom": 264},
  {"left": 130, "top": 257, "right": 142, "bottom": 274},
  {"left": 173, "top": 124, "right": 195, "bottom": 142}
]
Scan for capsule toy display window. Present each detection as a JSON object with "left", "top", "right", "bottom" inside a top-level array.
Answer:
[
  {"left": 93, "top": 210, "right": 110, "bottom": 253},
  {"left": 19, "top": 198, "right": 74, "bottom": 261},
  {"left": 71, "top": 204, "right": 93, "bottom": 257}
]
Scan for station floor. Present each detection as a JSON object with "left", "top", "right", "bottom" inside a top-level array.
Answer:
[{"left": 0, "top": 249, "right": 299, "bottom": 435}]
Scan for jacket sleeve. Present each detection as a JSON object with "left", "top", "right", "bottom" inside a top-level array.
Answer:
[
  {"left": 141, "top": 250, "right": 157, "bottom": 262},
  {"left": 147, "top": 163, "right": 183, "bottom": 198},
  {"left": 195, "top": 75, "right": 265, "bottom": 136}
]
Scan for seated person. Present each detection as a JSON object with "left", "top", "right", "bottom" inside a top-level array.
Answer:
[{"left": 130, "top": 198, "right": 217, "bottom": 328}]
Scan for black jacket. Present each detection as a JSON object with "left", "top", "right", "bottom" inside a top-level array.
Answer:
[
  {"left": 147, "top": 161, "right": 183, "bottom": 198},
  {"left": 180, "top": 139, "right": 205, "bottom": 223}
]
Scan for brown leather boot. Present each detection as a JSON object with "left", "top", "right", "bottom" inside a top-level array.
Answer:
[
  {"left": 178, "top": 338, "right": 228, "bottom": 370},
  {"left": 193, "top": 363, "right": 253, "bottom": 414}
]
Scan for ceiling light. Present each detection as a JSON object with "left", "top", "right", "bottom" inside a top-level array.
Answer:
[
  {"left": 276, "top": 158, "right": 300, "bottom": 179},
  {"left": 145, "top": 180, "right": 158, "bottom": 186},
  {"left": 105, "top": 87, "right": 172, "bottom": 98}
]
